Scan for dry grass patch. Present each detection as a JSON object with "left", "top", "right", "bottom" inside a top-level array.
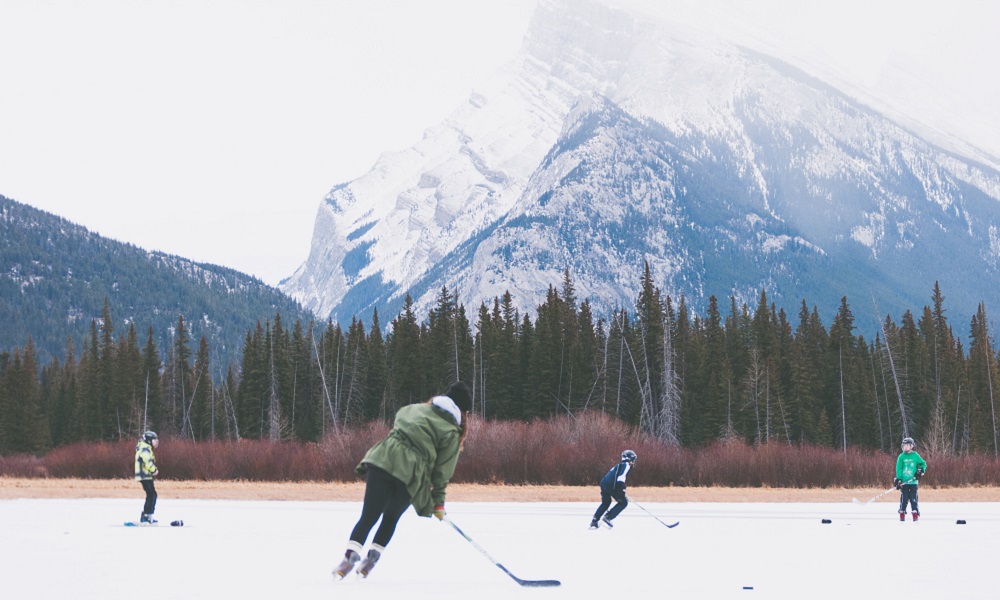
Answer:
[{"left": 2, "top": 477, "right": 997, "bottom": 502}]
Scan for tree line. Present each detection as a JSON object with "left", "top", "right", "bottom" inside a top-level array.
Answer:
[{"left": 1, "top": 265, "right": 998, "bottom": 457}]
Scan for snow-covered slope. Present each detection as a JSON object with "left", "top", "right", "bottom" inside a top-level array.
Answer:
[{"left": 282, "top": 0, "right": 1000, "bottom": 328}]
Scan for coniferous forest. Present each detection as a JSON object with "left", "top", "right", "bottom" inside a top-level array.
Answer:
[{"left": 2, "top": 263, "right": 998, "bottom": 463}]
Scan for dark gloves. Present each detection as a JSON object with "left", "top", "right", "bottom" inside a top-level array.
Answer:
[
  {"left": 893, "top": 477, "right": 902, "bottom": 490},
  {"left": 915, "top": 468, "right": 924, "bottom": 480}
]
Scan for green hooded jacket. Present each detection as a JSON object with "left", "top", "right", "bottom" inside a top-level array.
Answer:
[
  {"left": 895, "top": 450, "right": 927, "bottom": 485},
  {"left": 356, "top": 400, "right": 462, "bottom": 517}
]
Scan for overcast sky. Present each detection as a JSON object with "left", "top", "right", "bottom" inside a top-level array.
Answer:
[{"left": 1, "top": 0, "right": 997, "bottom": 286}]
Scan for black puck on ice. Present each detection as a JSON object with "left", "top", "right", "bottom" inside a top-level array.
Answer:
[
  {"left": 170, "top": 520, "right": 184, "bottom": 527},
  {"left": 821, "top": 519, "right": 832, "bottom": 524},
  {"left": 743, "top": 586, "right": 753, "bottom": 590},
  {"left": 956, "top": 519, "right": 966, "bottom": 525}
]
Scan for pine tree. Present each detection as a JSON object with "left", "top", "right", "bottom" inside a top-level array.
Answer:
[
  {"left": 75, "top": 322, "right": 102, "bottom": 440},
  {"left": 290, "top": 319, "right": 321, "bottom": 441},
  {"left": 0, "top": 341, "right": 50, "bottom": 452},
  {"left": 968, "top": 303, "right": 999, "bottom": 455},
  {"left": 165, "top": 315, "right": 193, "bottom": 438},
  {"left": 635, "top": 262, "right": 665, "bottom": 435},
  {"left": 389, "top": 295, "right": 424, "bottom": 412},
  {"left": 341, "top": 316, "right": 368, "bottom": 427},
  {"left": 98, "top": 298, "right": 121, "bottom": 439},
  {"left": 188, "top": 337, "right": 213, "bottom": 440},
  {"left": 474, "top": 302, "right": 497, "bottom": 418},
  {"left": 140, "top": 327, "right": 163, "bottom": 435},
  {"left": 789, "top": 301, "right": 826, "bottom": 444},
  {"left": 114, "top": 323, "right": 143, "bottom": 439},
  {"left": 364, "top": 310, "right": 388, "bottom": 421},
  {"left": 529, "top": 286, "right": 569, "bottom": 418},
  {"left": 237, "top": 323, "right": 266, "bottom": 438},
  {"left": 46, "top": 337, "right": 77, "bottom": 446},
  {"left": 426, "top": 286, "right": 464, "bottom": 395}
]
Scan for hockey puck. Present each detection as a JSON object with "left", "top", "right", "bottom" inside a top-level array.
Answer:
[
  {"left": 821, "top": 519, "right": 832, "bottom": 524},
  {"left": 170, "top": 520, "right": 184, "bottom": 527},
  {"left": 743, "top": 586, "right": 753, "bottom": 590},
  {"left": 956, "top": 519, "right": 966, "bottom": 525}
]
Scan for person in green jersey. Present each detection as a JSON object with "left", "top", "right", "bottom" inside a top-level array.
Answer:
[{"left": 894, "top": 436, "right": 927, "bottom": 522}]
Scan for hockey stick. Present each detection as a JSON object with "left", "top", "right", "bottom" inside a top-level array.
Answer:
[
  {"left": 852, "top": 479, "right": 915, "bottom": 505},
  {"left": 444, "top": 518, "right": 561, "bottom": 587},
  {"left": 632, "top": 501, "right": 680, "bottom": 528}
]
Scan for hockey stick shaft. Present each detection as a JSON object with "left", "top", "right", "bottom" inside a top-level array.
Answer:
[
  {"left": 632, "top": 501, "right": 680, "bottom": 528},
  {"left": 444, "top": 517, "right": 560, "bottom": 587},
  {"left": 853, "top": 479, "right": 916, "bottom": 505}
]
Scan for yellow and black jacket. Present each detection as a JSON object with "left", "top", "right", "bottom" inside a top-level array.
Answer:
[{"left": 135, "top": 440, "right": 157, "bottom": 481}]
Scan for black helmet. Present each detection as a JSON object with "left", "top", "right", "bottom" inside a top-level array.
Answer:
[
  {"left": 621, "top": 449, "right": 637, "bottom": 463},
  {"left": 143, "top": 431, "right": 158, "bottom": 443},
  {"left": 901, "top": 437, "right": 915, "bottom": 449}
]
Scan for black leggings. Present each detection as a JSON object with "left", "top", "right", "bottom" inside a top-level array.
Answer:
[
  {"left": 350, "top": 465, "right": 412, "bottom": 548},
  {"left": 141, "top": 479, "right": 157, "bottom": 515}
]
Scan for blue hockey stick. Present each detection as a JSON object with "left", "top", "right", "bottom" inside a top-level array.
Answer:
[{"left": 444, "top": 517, "right": 560, "bottom": 587}]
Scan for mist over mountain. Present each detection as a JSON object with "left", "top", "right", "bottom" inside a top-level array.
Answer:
[{"left": 282, "top": 0, "right": 1000, "bottom": 334}]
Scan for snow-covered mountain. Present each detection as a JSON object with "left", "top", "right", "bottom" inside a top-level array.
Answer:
[{"left": 282, "top": 0, "right": 1000, "bottom": 330}]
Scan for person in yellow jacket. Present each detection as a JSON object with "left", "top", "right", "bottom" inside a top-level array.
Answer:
[
  {"left": 135, "top": 431, "right": 159, "bottom": 524},
  {"left": 333, "top": 381, "right": 472, "bottom": 580}
]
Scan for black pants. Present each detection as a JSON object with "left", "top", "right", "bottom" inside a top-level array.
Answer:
[
  {"left": 349, "top": 465, "right": 412, "bottom": 548},
  {"left": 593, "top": 487, "right": 628, "bottom": 521},
  {"left": 898, "top": 484, "right": 919, "bottom": 514},
  {"left": 140, "top": 479, "right": 157, "bottom": 515}
]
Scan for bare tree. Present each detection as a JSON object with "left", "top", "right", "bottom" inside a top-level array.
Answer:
[
  {"left": 874, "top": 297, "right": 909, "bottom": 436},
  {"left": 656, "top": 315, "right": 681, "bottom": 445},
  {"left": 743, "top": 348, "right": 765, "bottom": 444}
]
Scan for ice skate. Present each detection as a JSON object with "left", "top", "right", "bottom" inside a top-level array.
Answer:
[
  {"left": 357, "top": 546, "right": 382, "bottom": 578},
  {"left": 333, "top": 549, "right": 360, "bottom": 580},
  {"left": 601, "top": 515, "right": 614, "bottom": 528},
  {"left": 140, "top": 513, "right": 158, "bottom": 526},
  {"left": 589, "top": 518, "right": 599, "bottom": 529},
  {"left": 912, "top": 512, "right": 920, "bottom": 522}
]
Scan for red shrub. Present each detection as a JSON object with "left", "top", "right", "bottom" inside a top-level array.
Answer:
[
  {"left": 4, "top": 413, "right": 999, "bottom": 487},
  {"left": 0, "top": 453, "right": 47, "bottom": 477},
  {"left": 42, "top": 441, "right": 134, "bottom": 478}
]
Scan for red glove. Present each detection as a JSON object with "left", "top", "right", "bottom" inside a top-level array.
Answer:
[{"left": 433, "top": 505, "right": 446, "bottom": 520}]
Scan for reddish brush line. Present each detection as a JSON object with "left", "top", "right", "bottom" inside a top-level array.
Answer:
[{"left": 3, "top": 413, "right": 999, "bottom": 486}]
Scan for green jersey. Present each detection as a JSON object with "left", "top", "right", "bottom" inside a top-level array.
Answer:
[{"left": 895, "top": 450, "right": 927, "bottom": 485}]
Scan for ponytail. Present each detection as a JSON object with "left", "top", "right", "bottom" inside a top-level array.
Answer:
[{"left": 458, "top": 411, "right": 471, "bottom": 450}]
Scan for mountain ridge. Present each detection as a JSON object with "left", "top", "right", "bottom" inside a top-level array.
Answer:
[
  {"left": 282, "top": 0, "right": 1000, "bottom": 335},
  {"left": 0, "top": 195, "right": 311, "bottom": 368}
]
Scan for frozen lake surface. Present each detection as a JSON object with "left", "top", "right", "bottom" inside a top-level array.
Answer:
[{"left": 2, "top": 496, "right": 996, "bottom": 599}]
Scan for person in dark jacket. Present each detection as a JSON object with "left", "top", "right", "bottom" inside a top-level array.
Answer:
[
  {"left": 590, "top": 450, "right": 637, "bottom": 529},
  {"left": 134, "top": 431, "right": 159, "bottom": 524},
  {"left": 334, "top": 381, "right": 473, "bottom": 580}
]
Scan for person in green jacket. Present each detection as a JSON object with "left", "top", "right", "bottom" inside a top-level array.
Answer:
[
  {"left": 135, "top": 430, "right": 159, "bottom": 524},
  {"left": 334, "top": 381, "right": 472, "bottom": 580},
  {"left": 894, "top": 436, "right": 927, "bottom": 522}
]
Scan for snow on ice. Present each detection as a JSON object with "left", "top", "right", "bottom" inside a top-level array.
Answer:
[{"left": 1, "top": 497, "right": 996, "bottom": 599}]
